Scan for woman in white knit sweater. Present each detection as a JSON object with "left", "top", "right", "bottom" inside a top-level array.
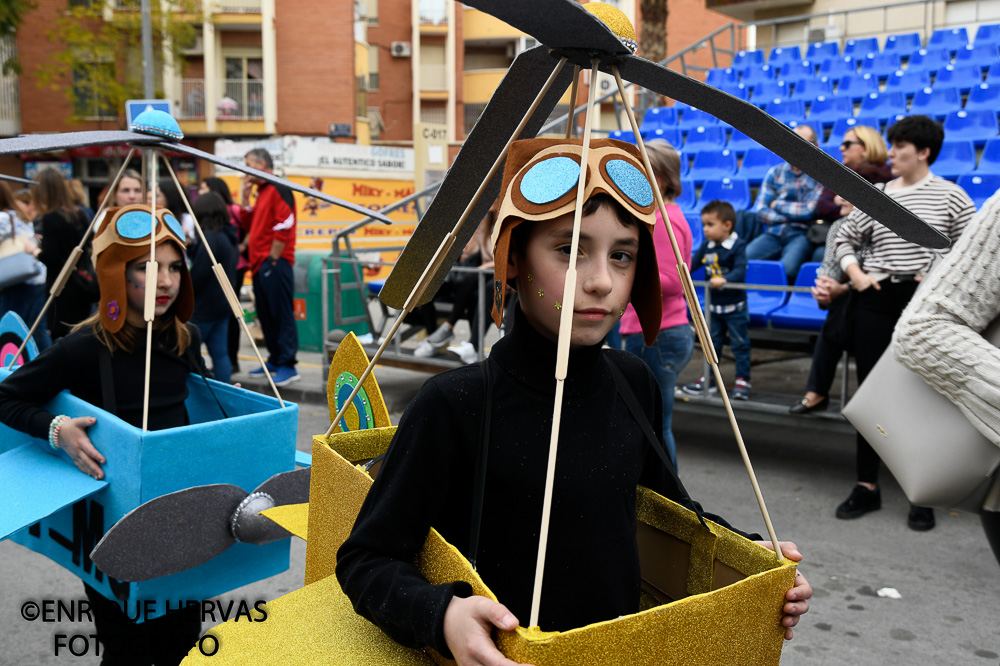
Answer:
[
  {"left": 893, "top": 192, "right": 1000, "bottom": 565},
  {"left": 833, "top": 115, "right": 975, "bottom": 531}
]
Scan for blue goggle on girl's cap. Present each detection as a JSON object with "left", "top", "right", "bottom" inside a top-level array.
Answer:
[{"left": 92, "top": 204, "right": 187, "bottom": 259}]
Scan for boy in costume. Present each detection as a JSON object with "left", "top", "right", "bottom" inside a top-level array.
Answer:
[{"left": 336, "top": 139, "right": 810, "bottom": 665}]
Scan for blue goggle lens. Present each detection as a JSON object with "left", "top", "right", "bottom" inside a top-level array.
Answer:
[
  {"left": 520, "top": 156, "right": 580, "bottom": 205},
  {"left": 605, "top": 159, "right": 654, "bottom": 208},
  {"left": 115, "top": 210, "right": 185, "bottom": 242},
  {"left": 164, "top": 213, "right": 186, "bottom": 241}
]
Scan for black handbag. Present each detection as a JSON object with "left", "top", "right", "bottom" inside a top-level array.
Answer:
[{"left": 806, "top": 221, "right": 830, "bottom": 245}]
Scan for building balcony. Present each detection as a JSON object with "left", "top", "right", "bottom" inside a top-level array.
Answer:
[
  {"left": 419, "top": 0, "right": 448, "bottom": 33},
  {"left": 462, "top": 7, "right": 524, "bottom": 41},
  {"left": 420, "top": 64, "right": 448, "bottom": 92},
  {"left": 463, "top": 69, "right": 505, "bottom": 104},
  {"left": 113, "top": 0, "right": 261, "bottom": 14},
  {"left": 178, "top": 78, "right": 264, "bottom": 129}
]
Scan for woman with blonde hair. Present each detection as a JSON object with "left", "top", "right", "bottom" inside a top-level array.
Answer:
[
  {"left": 618, "top": 139, "right": 693, "bottom": 468},
  {"left": 32, "top": 169, "right": 95, "bottom": 339}
]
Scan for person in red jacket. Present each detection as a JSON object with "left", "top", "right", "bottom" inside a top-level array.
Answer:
[{"left": 239, "top": 148, "right": 299, "bottom": 386}]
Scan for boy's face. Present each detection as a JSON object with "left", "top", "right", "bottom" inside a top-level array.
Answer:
[
  {"left": 701, "top": 211, "right": 732, "bottom": 243},
  {"left": 509, "top": 204, "right": 640, "bottom": 347}
]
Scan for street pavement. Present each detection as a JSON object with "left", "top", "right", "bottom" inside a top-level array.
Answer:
[{"left": 1, "top": 340, "right": 998, "bottom": 665}]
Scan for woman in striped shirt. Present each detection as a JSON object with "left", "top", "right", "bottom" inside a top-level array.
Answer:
[{"left": 833, "top": 114, "right": 975, "bottom": 531}]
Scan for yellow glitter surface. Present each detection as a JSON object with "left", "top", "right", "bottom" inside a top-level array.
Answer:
[
  {"left": 260, "top": 503, "right": 309, "bottom": 541},
  {"left": 327, "top": 332, "right": 391, "bottom": 432},
  {"left": 583, "top": 2, "right": 638, "bottom": 53},
  {"left": 304, "top": 432, "right": 394, "bottom": 585},
  {"left": 180, "top": 570, "right": 436, "bottom": 666}
]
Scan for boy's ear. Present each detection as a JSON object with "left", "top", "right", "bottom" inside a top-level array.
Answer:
[{"left": 506, "top": 249, "right": 520, "bottom": 282}]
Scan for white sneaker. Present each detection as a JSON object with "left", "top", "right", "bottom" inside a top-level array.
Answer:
[
  {"left": 413, "top": 339, "right": 435, "bottom": 358},
  {"left": 448, "top": 341, "right": 478, "bottom": 364},
  {"left": 426, "top": 322, "right": 454, "bottom": 348}
]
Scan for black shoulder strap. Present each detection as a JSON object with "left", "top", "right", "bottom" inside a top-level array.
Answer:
[
  {"left": 468, "top": 356, "right": 494, "bottom": 569},
  {"left": 605, "top": 358, "right": 708, "bottom": 530},
  {"left": 98, "top": 346, "right": 117, "bottom": 414},
  {"left": 185, "top": 341, "right": 229, "bottom": 420}
]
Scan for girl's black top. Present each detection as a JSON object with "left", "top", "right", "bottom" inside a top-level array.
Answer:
[
  {"left": 336, "top": 306, "right": 758, "bottom": 656},
  {"left": 0, "top": 324, "right": 205, "bottom": 435}
]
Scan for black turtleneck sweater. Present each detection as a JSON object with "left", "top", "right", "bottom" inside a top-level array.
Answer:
[
  {"left": 336, "top": 307, "right": 758, "bottom": 655},
  {"left": 0, "top": 324, "right": 205, "bottom": 435}
]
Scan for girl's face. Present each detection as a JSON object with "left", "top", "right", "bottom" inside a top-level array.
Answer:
[
  {"left": 198, "top": 181, "right": 210, "bottom": 195},
  {"left": 888, "top": 140, "right": 931, "bottom": 179},
  {"left": 509, "top": 205, "right": 640, "bottom": 348},
  {"left": 116, "top": 177, "right": 143, "bottom": 207},
  {"left": 839, "top": 130, "right": 867, "bottom": 169},
  {"left": 124, "top": 242, "right": 184, "bottom": 326}
]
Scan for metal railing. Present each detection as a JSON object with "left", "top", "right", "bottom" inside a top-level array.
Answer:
[
  {"left": 179, "top": 78, "right": 206, "bottom": 119},
  {"left": 418, "top": 0, "right": 447, "bottom": 25},
  {"left": 217, "top": 0, "right": 261, "bottom": 12},
  {"left": 220, "top": 79, "right": 264, "bottom": 119},
  {"left": 0, "top": 35, "right": 20, "bottom": 136}
]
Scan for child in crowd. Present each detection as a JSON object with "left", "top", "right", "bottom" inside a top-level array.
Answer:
[
  {"left": 0, "top": 204, "right": 207, "bottom": 664},
  {"left": 336, "top": 139, "right": 810, "bottom": 665},
  {"left": 682, "top": 200, "right": 751, "bottom": 400}
]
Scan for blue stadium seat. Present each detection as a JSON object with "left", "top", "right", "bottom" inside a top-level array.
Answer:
[
  {"left": 955, "top": 43, "right": 1000, "bottom": 71},
  {"left": 859, "top": 90, "right": 908, "bottom": 120},
  {"left": 740, "top": 64, "right": 778, "bottom": 87},
  {"left": 975, "top": 23, "right": 1000, "bottom": 46},
  {"left": 768, "top": 46, "right": 803, "bottom": 67},
  {"left": 957, "top": 172, "right": 1000, "bottom": 208},
  {"left": 673, "top": 101, "right": 693, "bottom": 116},
  {"left": 965, "top": 82, "right": 1000, "bottom": 113},
  {"left": 884, "top": 69, "right": 932, "bottom": 97},
  {"left": 910, "top": 86, "right": 963, "bottom": 121},
  {"left": 929, "top": 27, "right": 971, "bottom": 54},
  {"left": 987, "top": 61, "right": 1000, "bottom": 84},
  {"left": 790, "top": 77, "right": 834, "bottom": 100},
  {"left": 686, "top": 213, "right": 705, "bottom": 253},
  {"left": 843, "top": 37, "right": 880, "bottom": 59},
  {"left": 678, "top": 152, "right": 691, "bottom": 176},
  {"left": 676, "top": 178, "right": 697, "bottom": 212},
  {"left": 975, "top": 137, "right": 1000, "bottom": 174},
  {"left": 823, "top": 115, "right": 883, "bottom": 146},
  {"left": 764, "top": 98, "right": 806, "bottom": 124},
  {"left": 769, "top": 263, "right": 827, "bottom": 331},
  {"left": 904, "top": 47, "right": 951, "bottom": 74},
  {"left": 819, "top": 56, "right": 859, "bottom": 79},
  {"left": 943, "top": 109, "right": 1000, "bottom": 146},
  {"left": 718, "top": 82, "right": 750, "bottom": 100},
  {"left": 935, "top": 64, "right": 986, "bottom": 94},
  {"left": 677, "top": 108, "right": 719, "bottom": 130},
  {"left": 697, "top": 177, "right": 752, "bottom": 211},
  {"left": 641, "top": 127, "right": 683, "bottom": 147},
  {"left": 750, "top": 79, "right": 790, "bottom": 102},
  {"left": 726, "top": 129, "right": 760, "bottom": 154},
  {"left": 732, "top": 49, "right": 766, "bottom": 69},
  {"left": 642, "top": 106, "right": 678, "bottom": 129},
  {"left": 932, "top": 140, "right": 977, "bottom": 180},
  {"left": 836, "top": 72, "right": 879, "bottom": 101},
  {"left": 684, "top": 125, "right": 728, "bottom": 153},
  {"left": 706, "top": 67, "right": 739, "bottom": 88},
  {"left": 806, "top": 41, "right": 840, "bottom": 61},
  {"left": 608, "top": 129, "right": 636, "bottom": 144},
  {"left": 690, "top": 149, "right": 738, "bottom": 183},
  {"left": 736, "top": 147, "right": 783, "bottom": 186},
  {"left": 821, "top": 144, "right": 841, "bottom": 160},
  {"left": 807, "top": 94, "right": 854, "bottom": 128},
  {"left": 860, "top": 52, "right": 902, "bottom": 81},
  {"left": 745, "top": 260, "right": 789, "bottom": 326},
  {"left": 883, "top": 32, "right": 922, "bottom": 56},
  {"left": 780, "top": 60, "right": 816, "bottom": 81},
  {"left": 367, "top": 278, "right": 385, "bottom": 298}
]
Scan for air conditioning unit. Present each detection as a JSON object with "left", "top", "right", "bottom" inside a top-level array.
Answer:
[
  {"left": 597, "top": 72, "right": 617, "bottom": 95},
  {"left": 806, "top": 24, "right": 840, "bottom": 44},
  {"left": 391, "top": 41, "right": 412, "bottom": 58},
  {"left": 183, "top": 34, "right": 204, "bottom": 56}
]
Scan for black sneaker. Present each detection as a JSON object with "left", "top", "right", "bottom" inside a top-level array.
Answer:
[
  {"left": 907, "top": 505, "right": 935, "bottom": 531},
  {"left": 835, "top": 485, "right": 881, "bottom": 519}
]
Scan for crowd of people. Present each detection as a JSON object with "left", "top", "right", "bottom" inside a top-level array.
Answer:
[{"left": 0, "top": 148, "right": 299, "bottom": 388}]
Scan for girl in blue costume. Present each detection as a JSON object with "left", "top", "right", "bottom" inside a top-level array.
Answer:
[
  {"left": 337, "top": 138, "right": 813, "bottom": 666},
  {"left": 0, "top": 204, "right": 208, "bottom": 665}
]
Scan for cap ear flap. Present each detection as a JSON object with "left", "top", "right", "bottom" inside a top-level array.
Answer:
[
  {"left": 98, "top": 244, "right": 134, "bottom": 334},
  {"left": 632, "top": 227, "right": 663, "bottom": 346}
]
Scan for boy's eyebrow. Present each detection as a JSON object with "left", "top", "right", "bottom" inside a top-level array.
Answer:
[{"left": 548, "top": 228, "right": 640, "bottom": 247}]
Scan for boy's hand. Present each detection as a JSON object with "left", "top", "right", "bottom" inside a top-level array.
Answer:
[
  {"left": 709, "top": 276, "right": 727, "bottom": 289},
  {"left": 755, "top": 540, "right": 812, "bottom": 640},
  {"left": 443, "top": 595, "right": 533, "bottom": 666}
]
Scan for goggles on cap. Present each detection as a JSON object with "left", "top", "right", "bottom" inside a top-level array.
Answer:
[
  {"left": 500, "top": 143, "right": 656, "bottom": 229},
  {"left": 92, "top": 205, "right": 186, "bottom": 260}
]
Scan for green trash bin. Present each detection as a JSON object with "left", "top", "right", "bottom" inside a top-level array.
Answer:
[{"left": 293, "top": 250, "right": 370, "bottom": 352}]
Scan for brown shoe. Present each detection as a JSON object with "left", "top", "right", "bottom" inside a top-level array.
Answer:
[{"left": 789, "top": 395, "right": 829, "bottom": 414}]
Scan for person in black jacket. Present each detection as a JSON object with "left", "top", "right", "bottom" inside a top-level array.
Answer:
[
  {"left": 189, "top": 192, "right": 239, "bottom": 384},
  {"left": 336, "top": 139, "right": 812, "bottom": 666},
  {"left": 0, "top": 204, "right": 207, "bottom": 665}
]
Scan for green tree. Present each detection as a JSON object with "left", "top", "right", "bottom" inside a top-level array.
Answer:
[
  {"left": 0, "top": 0, "right": 36, "bottom": 75},
  {"left": 37, "top": 2, "right": 197, "bottom": 124}
]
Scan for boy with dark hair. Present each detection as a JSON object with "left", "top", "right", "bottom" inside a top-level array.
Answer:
[
  {"left": 683, "top": 200, "right": 752, "bottom": 400},
  {"left": 886, "top": 114, "right": 945, "bottom": 165},
  {"left": 336, "top": 140, "right": 810, "bottom": 665}
]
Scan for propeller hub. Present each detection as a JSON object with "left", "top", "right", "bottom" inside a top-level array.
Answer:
[
  {"left": 583, "top": 3, "right": 637, "bottom": 54},
  {"left": 230, "top": 491, "right": 278, "bottom": 544}
]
